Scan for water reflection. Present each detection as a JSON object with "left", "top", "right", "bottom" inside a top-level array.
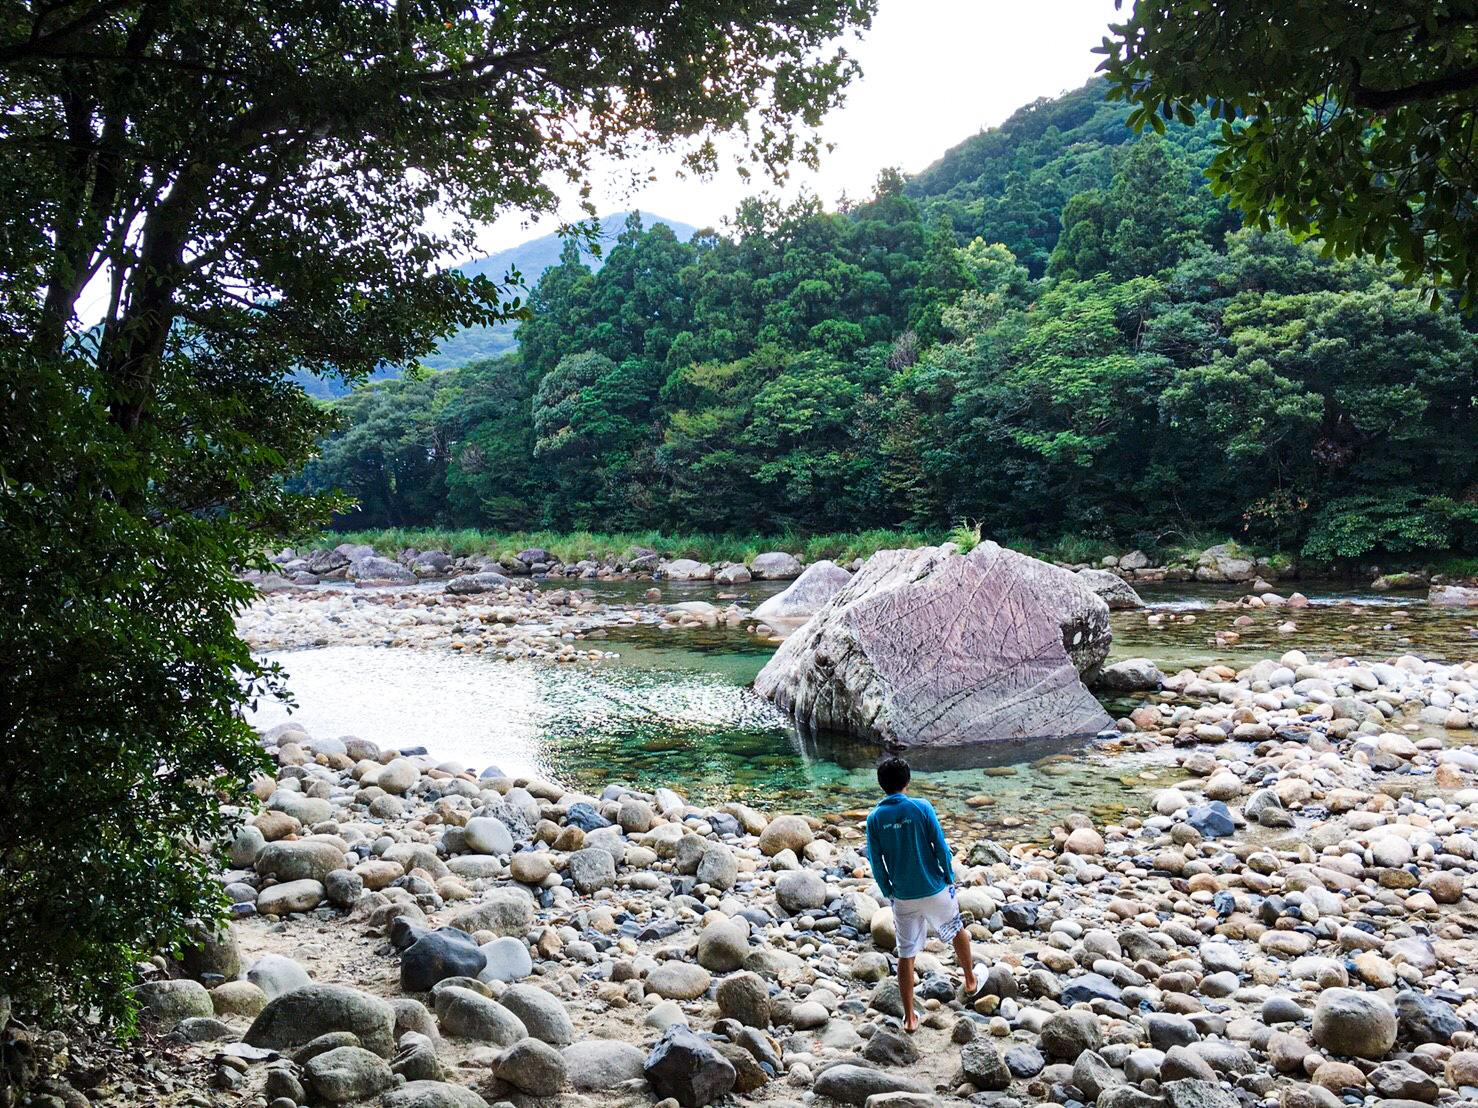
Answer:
[{"left": 789, "top": 726, "right": 1102, "bottom": 773}]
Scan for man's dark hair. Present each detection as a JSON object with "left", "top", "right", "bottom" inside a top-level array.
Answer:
[{"left": 877, "top": 756, "right": 911, "bottom": 794}]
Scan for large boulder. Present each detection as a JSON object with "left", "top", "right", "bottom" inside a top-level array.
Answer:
[
  {"left": 448, "top": 889, "right": 534, "bottom": 936},
  {"left": 245, "top": 984, "right": 397, "bottom": 1057},
  {"left": 434, "top": 987, "right": 527, "bottom": 1045},
  {"left": 134, "top": 980, "right": 214, "bottom": 1028},
  {"left": 644, "top": 1025, "right": 736, "bottom": 1107},
  {"left": 1076, "top": 568, "right": 1144, "bottom": 610},
  {"left": 347, "top": 555, "right": 416, "bottom": 584},
  {"left": 750, "top": 551, "right": 803, "bottom": 580},
  {"left": 752, "top": 560, "right": 851, "bottom": 622},
  {"left": 306, "top": 549, "right": 351, "bottom": 575},
  {"left": 563, "top": 1039, "right": 648, "bottom": 1091},
  {"left": 411, "top": 550, "right": 453, "bottom": 575},
  {"left": 1312, "top": 989, "right": 1396, "bottom": 1058},
  {"left": 498, "top": 984, "right": 574, "bottom": 1045},
  {"left": 382, "top": 1082, "right": 490, "bottom": 1108},
  {"left": 753, "top": 542, "right": 1113, "bottom": 746},
  {"left": 255, "top": 840, "right": 346, "bottom": 883},
  {"left": 304, "top": 1045, "right": 395, "bottom": 1103},
  {"left": 662, "top": 559, "right": 713, "bottom": 582},
  {"left": 446, "top": 572, "right": 510, "bottom": 595},
  {"left": 1194, "top": 544, "right": 1256, "bottom": 582},
  {"left": 1430, "top": 585, "right": 1478, "bottom": 607}
]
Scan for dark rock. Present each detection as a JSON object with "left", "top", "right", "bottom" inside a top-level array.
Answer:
[
  {"left": 1395, "top": 992, "right": 1463, "bottom": 1046},
  {"left": 863, "top": 1029, "right": 919, "bottom": 1067},
  {"left": 565, "top": 803, "right": 611, "bottom": 832},
  {"left": 644, "top": 1025, "right": 736, "bottom": 1108},
  {"left": 1005, "top": 1045, "right": 1045, "bottom": 1078},
  {"left": 1184, "top": 803, "right": 1235, "bottom": 839},
  {"left": 1001, "top": 903, "right": 1039, "bottom": 931},
  {"left": 400, "top": 929, "right": 485, "bottom": 993},
  {"left": 961, "top": 1041, "right": 1011, "bottom": 1090},
  {"left": 1060, "top": 973, "right": 1122, "bottom": 1006},
  {"left": 1040, "top": 1010, "right": 1102, "bottom": 1062},
  {"left": 917, "top": 974, "right": 956, "bottom": 1003},
  {"left": 324, "top": 869, "right": 364, "bottom": 909},
  {"left": 1146, "top": 1014, "right": 1201, "bottom": 1051},
  {"left": 1369, "top": 1060, "right": 1439, "bottom": 1102}
]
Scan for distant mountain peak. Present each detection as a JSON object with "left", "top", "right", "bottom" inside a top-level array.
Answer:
[{"left": 456, "top": 210, "right": 699, "bottom": 286}]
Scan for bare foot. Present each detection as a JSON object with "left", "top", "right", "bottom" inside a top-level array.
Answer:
[
  {"left": 902, "top": 1012, "right": 920, "bottom": 1033},
  {"left": 963, "top": 974, "right": 979, "bottom": 996}
]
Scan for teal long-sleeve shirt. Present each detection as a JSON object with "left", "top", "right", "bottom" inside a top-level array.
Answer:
[{"left": 864, "top": 792, "right": 954, "bottom": 901}]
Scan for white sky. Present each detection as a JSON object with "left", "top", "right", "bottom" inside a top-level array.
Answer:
[
  {"left": 75, "top": 1, "right": 1120, "bottom": 321},
  {"left": 468, "top": 0, "right": 1122, "bottom": 257}
]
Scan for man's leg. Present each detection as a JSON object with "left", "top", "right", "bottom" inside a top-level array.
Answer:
[
  {"left": 952, "top": 928, "right": 978, "bottom": 993},
  {"left": 897, "top": 955, "right": 918, "bottom": 1032}
]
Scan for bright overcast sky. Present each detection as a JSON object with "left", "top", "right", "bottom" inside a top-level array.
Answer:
[{"left": 469, "top": 0, "right": 1122, "bottom": 258}]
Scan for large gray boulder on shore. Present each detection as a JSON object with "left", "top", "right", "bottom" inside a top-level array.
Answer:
[
  {"left": 347, "top": 555, "right": 416, "bottom": 584},
  {"left": 1076, "top": 568, "right": 1144, "bottom": 610},
  {"left": 1430, "top": 585, "right": 1478, "bottom": 607},
  {"left": 752, "top": 542, "right": 1113, "bottom": 747},
  {"left": 244, "top": 983, "right": 397, "bottom": 1057},
  {"left": 753, "top": 559, "right": 851, "bottom": 622}
]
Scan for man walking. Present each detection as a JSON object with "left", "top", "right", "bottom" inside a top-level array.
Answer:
[{"left": 864, "top": 756, "right": 977, "bottom": 1032}]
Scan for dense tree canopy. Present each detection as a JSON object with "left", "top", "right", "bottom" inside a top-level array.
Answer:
[
  {"left": 307, "top": 82, "right": 1478, "bottom": 562},
  {"left": 1, "top": 0, "right": 877, "bottom": 1023},
  {"left": 1100, "top": 1, "right": 1478, "bottom": 305}
]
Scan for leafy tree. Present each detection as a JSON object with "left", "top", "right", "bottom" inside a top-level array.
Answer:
[
  {"left": 299, "top": 372, "right": 452, "bottom": 529},
  {"left": 443, "top": 356, "right": 541, "bottom": 530},
  {"left": 307, "top": 80, "right": 1478, "bottom": 566},
  {"left": 1101, "top": 0, "right": 1478, "bottom": 304},
  {"left": 1, "top": 0, "right": 877, "bottom": 1025},
  {"left": 1049, "top": 137, "right": 1208, "bottom": 279}
]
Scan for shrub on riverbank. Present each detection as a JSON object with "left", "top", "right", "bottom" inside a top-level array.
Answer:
[{"left": 314, "top": 527, "right": 950, "bottom": 566}]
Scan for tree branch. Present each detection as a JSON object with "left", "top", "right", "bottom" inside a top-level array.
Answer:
[{"left": 1349, "top": 64, "right": 1478, "bottom": 112}]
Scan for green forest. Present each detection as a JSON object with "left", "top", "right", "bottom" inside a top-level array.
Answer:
[{"left": 302, "top": 79, "right": 1478, "bottom": 563}]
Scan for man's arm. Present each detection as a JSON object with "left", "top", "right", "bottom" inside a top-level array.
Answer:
[
  {"left": 865, "top": 817, "right": 895, "bottom": 900},
  {"left": 924, "top": 801, "right": 955, "bottom": 883}
]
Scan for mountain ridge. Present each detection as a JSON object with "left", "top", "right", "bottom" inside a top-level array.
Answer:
[{"left": 297, "top": 210, "right": 698, "bottom": 397}]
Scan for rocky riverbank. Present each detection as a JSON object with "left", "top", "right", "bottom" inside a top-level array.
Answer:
[
  {"left": 253, "top": 541, "right": 1308, "bottom": 591},
  {"left": 37, "top": 644, "right": 1476, "bottom": 1108},
  {"left": 234, "top": 582, "right": 765, "bottom": 662}
]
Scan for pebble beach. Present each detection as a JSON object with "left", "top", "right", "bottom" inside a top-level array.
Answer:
[{"left": 78, "top": 633, "right": 1478, "bottom": 1108}]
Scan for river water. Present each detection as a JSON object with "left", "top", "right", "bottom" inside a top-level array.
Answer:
[{"left": 247, "top": 578, "right": 1477, "bottom": 841}]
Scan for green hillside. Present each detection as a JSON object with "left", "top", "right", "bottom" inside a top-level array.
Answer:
[
  {"left": 296, "top": 210, "right": 696, "bottom": 396},
  {"left": 300, "top": 81, "right": 1478, "bottom": 563}
]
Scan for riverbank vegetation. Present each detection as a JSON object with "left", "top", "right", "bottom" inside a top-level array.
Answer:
[
  {"left": 318, "top": 525, "right": 1273, "bottom": 572},
  {"left": 302, "top": 81, "right": 1478, "bottom": 565}
]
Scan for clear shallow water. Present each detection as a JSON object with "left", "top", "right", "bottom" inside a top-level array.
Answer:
[{"left": 249, "top": 580, "right": 1476, "bottom": 842}]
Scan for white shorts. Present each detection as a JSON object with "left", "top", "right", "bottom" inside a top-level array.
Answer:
[{"left": 892, "top": 886, "right": 964, "bottom": 958}]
